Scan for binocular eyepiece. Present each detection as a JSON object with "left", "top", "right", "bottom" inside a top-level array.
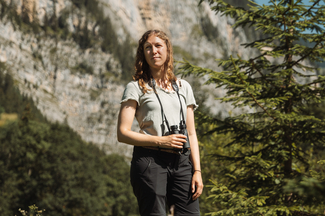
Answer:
[{"left": 169, "top": 121, "right": 190, "bottom": 150}]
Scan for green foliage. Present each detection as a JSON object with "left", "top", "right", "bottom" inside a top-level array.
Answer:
[
  {"left": 200, "top": 15, "right": 219, "bottom": 43},
  {"left": 0, "top": 119, "right": 138, "bottom": 216},
  {"left": 0, "top": 62, "right": 45, "bottom": 122},
  {"left": 194, "top": 117, "right": 234, "bottom": 215},
  {"left": 0, "top": 0, "right": 135, "bottom": 84},
  {"left": 114, "top": 35, "right": 136, "bottom": 82},
  {"left": 0, "top": 67, "right": 138, "bottom": 216},
  {"left": 18, "top": 204, "right": 45, "bottom": 216},
  {"left": 70, "top": 0, "right": 135, "bottom": 83},
  {"left": 89, "top": 88, "right": 101, "bottom": 100},
  {"left": 201, "top": 0, "right": 265, "bottom": 45},
  {"left": 0, "top": 0, "right": 40, "bottom": 33},
  {"left": 71, "top": 62, "right": 94, "bottom": 75},
  {"left": 181, "top": 0, "right": 325, "bottom": 215},
  {"left": 173, "top": 46, "right": 198, "bottom": 64},
  {"left": 103, "top": 154, "right": 139, "bottom": 216}
]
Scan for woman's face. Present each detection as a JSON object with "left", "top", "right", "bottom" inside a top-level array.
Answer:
[{"left": 143, "top": 35, "right": 168, "bottom": 73}]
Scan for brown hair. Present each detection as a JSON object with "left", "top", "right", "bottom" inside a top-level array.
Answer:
[{"left": 133, "top": 30, "right": 176, "bottom": 93}]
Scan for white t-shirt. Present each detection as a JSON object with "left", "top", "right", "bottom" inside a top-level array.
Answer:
[{"left": 121, "top": 79, "right": 198, "bottom": 137}]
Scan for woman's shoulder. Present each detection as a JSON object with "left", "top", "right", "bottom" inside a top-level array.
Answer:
[
  {"left": 125, "top": 80, "right": 139, "bottom": 88},
  {"left": 125, "top": 80, "right": 153, "bottom": 94},
  {"left": 124, "top": 80, "right": 141, "bottom": 91},
  {"left": 177, "top": 78, "right": 192, "bottom": 90},
  {"left": 123, "top": 81, "right": 141, "bottom": 95},
  {"left": 121, "top": 81, "right": 143, "bottom": 104}
]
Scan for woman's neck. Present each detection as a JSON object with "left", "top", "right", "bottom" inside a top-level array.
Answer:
[{"left": 151, "top": 69, "right": 172, "bottom": 91}]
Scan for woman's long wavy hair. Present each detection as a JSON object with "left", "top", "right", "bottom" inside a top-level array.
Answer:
[{"left": 133, "top": 30, "right": 176, "bottom": 93}]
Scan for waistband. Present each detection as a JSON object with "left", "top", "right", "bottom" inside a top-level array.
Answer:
[
  {"left": 141, "top": 146, "right": 191, "bottom": 155},
  {"left": 142, "top": 146, "right": 181, "bottom": 155}
]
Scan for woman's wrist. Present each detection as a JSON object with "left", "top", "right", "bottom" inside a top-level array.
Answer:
[
  {"left": 155, "top": 136, "right": 164, "bottom": 147},
  {"left": 194, "top": 170, "right": 201, "bottom": 173}
]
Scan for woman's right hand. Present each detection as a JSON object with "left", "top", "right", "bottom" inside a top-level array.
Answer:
[{"left": 158, "top": 134, "right": 187, "bottom": 149}]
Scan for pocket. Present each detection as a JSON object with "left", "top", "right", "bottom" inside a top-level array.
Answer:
[
  {"left": 131, "top": 156, "right": 152, "bottom": 175},
  {"left": 143, "top": 158, "right": 151, "bottom": 174},
  {"left": 178, "top": 154, "right": 190, "bottom": 167}
]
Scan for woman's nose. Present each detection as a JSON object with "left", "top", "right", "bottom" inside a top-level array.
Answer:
[{"left": 152, "top": 46, "right": 158, "bottom": 54}]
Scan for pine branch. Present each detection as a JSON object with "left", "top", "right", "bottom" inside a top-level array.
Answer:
[
  {"left": 210, "top": 145, "right": 273, "bottom": 161},
  {"left": 231, "top": 56, "right": 276, "bottom": 120},
  {"left": 249, "top": 58, "right": 280, "bottom": 90},
  {"left": 210, "top": 0, "right": 279, "bottom": 25},
  {"left": 274, "top": 0, "right": 290, "bottom": 34},
  {"left": 291, "top": 32, "right": 325, "bottom": 68},
  {"left": 208, "top": 154, "right": 245, "bottom": 161},
  {"left": 184, "top": 1, "right": 325, "bottom": 213},
  {"left": 299, "top": 0, "right": 321, "bottom": 19}
]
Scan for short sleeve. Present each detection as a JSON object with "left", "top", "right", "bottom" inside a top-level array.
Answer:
[
  {"left": 120, "top": 81, "right": 142, "bottom": 105},
  {"left": 180, "top": 79, "right": 198, "bottom": 110}
]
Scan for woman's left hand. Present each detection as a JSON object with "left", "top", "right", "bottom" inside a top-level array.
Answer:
[{"left": 191, "top": 171, "right": 203, "bottom": 200}]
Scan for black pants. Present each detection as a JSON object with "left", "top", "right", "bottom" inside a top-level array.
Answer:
[{"left": 130, "top": 146, "right": 200, "bottom": 216}]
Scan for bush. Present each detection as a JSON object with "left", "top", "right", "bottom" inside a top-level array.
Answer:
[{"left": 0, "top": 68, "right": 139, "bottom": 216}]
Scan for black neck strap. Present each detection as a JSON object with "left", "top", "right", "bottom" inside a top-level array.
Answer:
[
  {"left": 151, "top": 79, "right": 186, "bottom": 135},
  {"left": 172, "top": 81, "right": 186, "bottom": 126}
]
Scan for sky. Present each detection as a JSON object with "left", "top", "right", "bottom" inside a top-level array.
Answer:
[{"left": 253, "top": 0, "right": 324, "bottom": 33}]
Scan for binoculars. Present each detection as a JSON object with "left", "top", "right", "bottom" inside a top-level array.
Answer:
[{"left": 169, "top": 121, "right": 190, "bottom": 150}]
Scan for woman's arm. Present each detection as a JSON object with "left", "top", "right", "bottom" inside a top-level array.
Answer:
[
  {"left": 187, "top": 105, "right": 204, "bottom": 200},
  {"left": 117, "top": 99, "right": 187, "bottom": 148}
]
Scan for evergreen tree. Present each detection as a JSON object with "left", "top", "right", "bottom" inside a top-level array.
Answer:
[
  {"left": 0, "top": 67, "right": 138, "bottom": 216},
  {"left": 180, "top": 0, "right": 325, "bottom": 215},
  {"left": 0, "top": 120, "right": 138, "bottom": 216}
]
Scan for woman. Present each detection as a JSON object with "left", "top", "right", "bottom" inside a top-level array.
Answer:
[{"left": 117, "top": 29, "right": 203, "bottom": 216}]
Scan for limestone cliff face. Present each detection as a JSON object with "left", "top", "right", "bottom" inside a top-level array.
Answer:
[
  {"left": 101, "top": 0, "right": 257, "bottom": 118},
  {"left": 0, "top": 0, "right": 256, "bottom": 156},
  {"left": 102, "top": 0, "right": 252, "bottom": 62}
]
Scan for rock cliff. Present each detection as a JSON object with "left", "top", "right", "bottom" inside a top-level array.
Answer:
[{"left": 0, "top": 0, "right": 257, "bottom": 156}]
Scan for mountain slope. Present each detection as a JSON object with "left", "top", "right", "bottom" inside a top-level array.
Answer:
[{"left": 0, "top": 0, "right": 257, "bottom": 155}]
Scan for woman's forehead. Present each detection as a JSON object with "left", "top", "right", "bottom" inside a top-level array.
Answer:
[{"left": 145, "top": 35, "right": 165, "bottom": 44}]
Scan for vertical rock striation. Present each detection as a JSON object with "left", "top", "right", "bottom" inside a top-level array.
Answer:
[{"left": 0, "top": 0, "right": 258, "bottom": 156}]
